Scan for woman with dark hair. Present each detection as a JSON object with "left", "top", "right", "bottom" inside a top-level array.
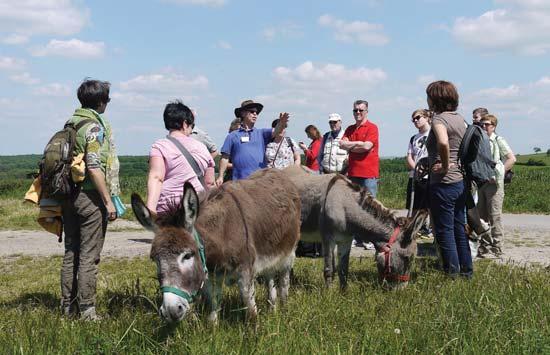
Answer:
[
  {"left": 146, "top": 100, "right": 215, "bottom": 214},
  {"left": 299, "top": 124, "right": 322, "bottom": 172},
  {"left": 425, "top": 80, "right": 472, "bottom": 278}
]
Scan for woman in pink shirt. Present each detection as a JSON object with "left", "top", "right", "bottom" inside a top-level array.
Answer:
[{"left": 146, "top": 101, "right": 215, "bottom": 215}]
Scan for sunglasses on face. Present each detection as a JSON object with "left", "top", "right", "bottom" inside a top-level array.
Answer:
[
  {"left": 412, "top": 115, "right": 424, "bottom": 122},
  {"left": 247, "top": 110, "right": 258, "bottom": 115},
  {"left": 481, "top": 122, "right": 493, "bottom": 128},
  {"left": 353, "top": 109, "right": 366, "bottom": 113}
]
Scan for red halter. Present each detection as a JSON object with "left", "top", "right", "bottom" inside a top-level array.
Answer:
[{"left": 379, "top": 226, "right": 410, "bottom": 283}]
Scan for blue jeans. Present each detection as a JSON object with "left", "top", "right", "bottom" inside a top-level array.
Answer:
[
  {"left": 350, "top": 177, "right": 378, "bottom": 198},
  {"left": 429, "top": 181, "right": 473, "bottom": 277}
]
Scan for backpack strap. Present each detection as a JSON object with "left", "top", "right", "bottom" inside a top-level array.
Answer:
[
  {"left": 166, "top": 135, "right": 206, "bottom": 189},
  {"left": 70, "top": 118, "right": 98, "bottom": 132}
]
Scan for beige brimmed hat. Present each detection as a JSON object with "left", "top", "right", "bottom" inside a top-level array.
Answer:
[
  {"left": 234, "top": 99, "right": 264, "bottom": 118},
  {"left": 328, "top": 113, "right": 342, "bottom": 122}
]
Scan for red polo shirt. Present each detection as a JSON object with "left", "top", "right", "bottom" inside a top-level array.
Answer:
[{"left": 343, "top": 120, "right": 379, "bottom": 178}]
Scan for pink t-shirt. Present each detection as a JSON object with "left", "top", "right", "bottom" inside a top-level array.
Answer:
[{"left": 150, "top": 135, "right": 215, "bottom": 214}]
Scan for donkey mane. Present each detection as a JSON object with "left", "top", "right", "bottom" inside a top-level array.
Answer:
[{"left": 330, "top": 174, "right": 398, "bottom": 227}]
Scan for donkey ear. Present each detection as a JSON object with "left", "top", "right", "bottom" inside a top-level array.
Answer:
[
  {"left": 181, "top": 182, "right": 200, "bottom": 232},
  {"left": 131, "top": 193, "right": 157, "bottom": 231}
]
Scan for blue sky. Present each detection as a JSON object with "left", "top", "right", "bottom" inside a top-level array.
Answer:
[{"left": 1, "top": 0, "right": 549, "bottom": 156}]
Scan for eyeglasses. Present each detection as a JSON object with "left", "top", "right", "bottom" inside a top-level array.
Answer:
[
  {"left": 481, "top": 122, "right": 493, "bottom": 128},
  {"left": 353, "top": 109, "right": 366, "bottom": 113},
  {"left": 247, "top": 110, "right": 258, "bottom": 115},
  {"left": 329, "top": 121, "right": 339, "bottom": 124},
  {"left": 412, "top": 115, "right": 423, "bottom": 122}
]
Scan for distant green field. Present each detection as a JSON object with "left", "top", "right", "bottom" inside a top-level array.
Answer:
[
  {"left": 0, "top": 154, "right": 549, "bottom": 230},
  {"left": 515, "top": 152, "right": 550, "bottom": 166}
]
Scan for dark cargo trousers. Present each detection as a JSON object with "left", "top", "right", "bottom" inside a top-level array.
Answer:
[{"left": 61, "top": 190, "right": 107, "bottom": 310}]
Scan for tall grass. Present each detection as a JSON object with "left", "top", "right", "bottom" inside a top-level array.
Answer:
[{"left": 0, "top": 256, "right": 548, "bottom": 353}]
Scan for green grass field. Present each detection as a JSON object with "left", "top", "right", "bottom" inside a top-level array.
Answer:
[
  {"left": 0, "top": 256, "right": 548, "bottom": 354},
  {"left": 1, "top": 155, "right": 549, "bottom": 231}
]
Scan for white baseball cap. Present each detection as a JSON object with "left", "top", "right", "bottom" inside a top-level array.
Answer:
[{"left": 328, "top": 113, "right": 341, "bottom": 122}]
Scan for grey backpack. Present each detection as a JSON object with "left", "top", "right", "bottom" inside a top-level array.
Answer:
[{"left": 458, "top": 123, "right": 496, "bottom": 187}]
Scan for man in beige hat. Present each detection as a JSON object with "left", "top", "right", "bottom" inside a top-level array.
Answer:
[{"left": 216, "top": 100, "right": 289, "bottom": 184}]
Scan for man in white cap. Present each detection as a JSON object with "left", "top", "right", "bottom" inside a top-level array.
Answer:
[{"left": 318, "top": 113, "right": 348, "bottom": 174}]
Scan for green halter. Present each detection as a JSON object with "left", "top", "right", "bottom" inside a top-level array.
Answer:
[{"left": 160, "top": 228, "right": 208, "bottom": 303}]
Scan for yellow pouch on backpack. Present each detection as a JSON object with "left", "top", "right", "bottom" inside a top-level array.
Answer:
[{"left": 71, "top": 153, "right": 86, "bottom": 183}]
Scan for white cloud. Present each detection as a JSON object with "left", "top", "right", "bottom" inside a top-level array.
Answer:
[
  {"left": 261, "top": 23, "right": 303, "bottom": 41},
  {"left": 0, "top": 0, "right": 89, "bottom": 38},
  {"left": 318, "top": 14, "right": 389, "bottom": 46},
  {"left": 273, "top": 61, "right": 387, "bottom": 89},
  {"left": 215, "top": 40, "right": 232, "bottom": 50},
  {"left": 33, "top": 83, "right": 72, "bottom": 97},
  {"left": 119, "top": 71, "right": 208, "bottom": 93},
  {"left": 535, "top": 76, "right": 550, "bottom": 86},
  {"left": 2, "top": 33, "right": 29, "bottom": 45},
  {"left": 9, "top": 72, "right": 40, "bottom": 85},
  {"left": 31, "top": 39, "right": 106, "bottom": 58},
  {"left": 451, "top": 1, "right": 550, "bottom": 55},
  {"left": 162, "top": 0, "right": 226, "bottom": 7},
  {"left": 473, "top": 85, "right": 520, "bottom": 98},
  {"left": 0, "top": 56, "right": 25, "bottom": 71}
]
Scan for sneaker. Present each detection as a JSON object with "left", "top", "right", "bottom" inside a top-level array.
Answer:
[
  {"left": 354, "top": 240, "right": 365, "bottom": 248},
  {"left": 364, "top": 242, "right": 375, "bottom": 250},
  {"left": 80, "top": 306, "right": 102, "bottom": 321}
]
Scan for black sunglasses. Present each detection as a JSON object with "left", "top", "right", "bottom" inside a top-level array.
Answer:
[
  {"left": 353, "top": 109, "right": 366, "bottom": 113},
  {"left": 412, "top": 115, "right": 423, "bottom": 122}
]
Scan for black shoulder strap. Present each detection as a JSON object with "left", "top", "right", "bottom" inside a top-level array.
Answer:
[
  {"left": 286, "top": 137, "right": 294, "bottom": 152},
  {"left": 166, "top": 135, "right": 206, "bottom": 189},
  {"left": 458, "top": 122, "right": 475, "bottom": 164}
]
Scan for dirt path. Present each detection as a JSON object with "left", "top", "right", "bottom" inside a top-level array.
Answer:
[{"left": 1, "top": 213, "right": 549, "bottom": 266}]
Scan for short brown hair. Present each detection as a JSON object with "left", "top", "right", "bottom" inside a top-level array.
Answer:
[
  {"left": 472, "top": 107, "right": 489, "bottom": 116},
  {"left": 481, "top": 114, "right": 498, "bottom": 127},
  {"left": 353, "top": 99, "right": 368, "bottom": 108},
  {"left": 426, "top": 80, "right": 459, "bottom": 113},
  {"left": 411, "top": 109, "right": 431, "bottom": 119}
]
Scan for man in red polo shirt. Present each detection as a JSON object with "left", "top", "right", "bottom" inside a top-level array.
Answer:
[
  {"left": 340, "top": 99, "right": 380, "bottom": 196},
  {"left": 340, "top": 99, "right": 380, "bottom": 249}
]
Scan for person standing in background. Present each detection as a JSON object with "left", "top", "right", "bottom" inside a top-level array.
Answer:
[
  {"left": 318, "top": 113, "right": 348, "bottom": 174},
  {"left": 299, "top": 124, "right": 322, "bottom": 172},
  {"left": 477, "top": 114, "right": 516, "bottom": 257}
]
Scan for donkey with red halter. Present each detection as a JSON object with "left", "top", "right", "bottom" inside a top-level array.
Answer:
[
  {"left": 131, "top": 169, "right": 301, "bottom": 323},
  {"left": 278, "top": 165, "right": 428, "bottom": 289}
]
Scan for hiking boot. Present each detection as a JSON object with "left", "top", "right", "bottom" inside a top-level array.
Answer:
[
  {"left": 61, "top": 300, "right": 77, "bottom": 318},
  {"left": 80, "top": 306, "right": 102, "bottom": 321}
]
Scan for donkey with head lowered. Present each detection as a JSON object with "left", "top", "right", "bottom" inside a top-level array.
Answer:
[
  {"left": 132, "top": 169, "right": 301, "bottom": 323},
  {"left": 278, "top": 165, "right": 428, "bottom": 289}
]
